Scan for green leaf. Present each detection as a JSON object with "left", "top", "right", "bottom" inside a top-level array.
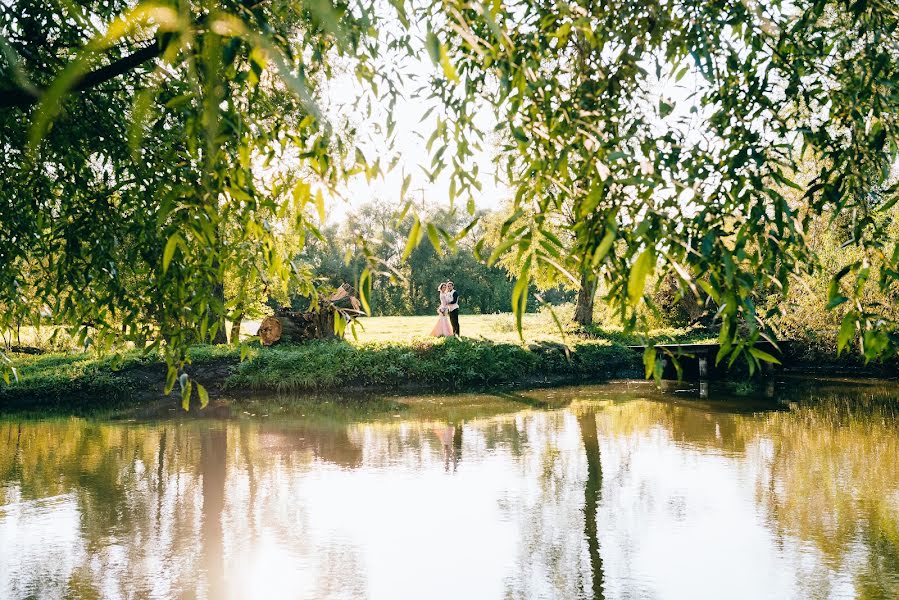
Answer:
[
  {"left": 862, "top": 330, "right": 889, "bottom": 361},
  {"left": 749, "top": 347, "right": 781, "bottom": 365},
  {"left": 659, "top": 99, "right": 674, "bottom": 118},
  {"left": 315, "top": 189, "right": 326, "bottom": 223},
  {"left": 163, "top": 366, "right": 177, "bottom": 395},
  {"left": 454, "top": 217, "right": 479, "bottom": 241},
  {"left": 654, "top": 354, "right": 665, "bottom": 382},
  {"left": 825, "top": 296, "right": 848, "bottom": 310},
  {"left": 426, "top": 30, "right": 440, "bottom": 63},
  {"left": 511, "top": 127, "right": 528, "bottom": 143},
  {"left": 628, "top": 249, "right": 655, "bottom": 305},
  {"left": 162, "top": 233, "right": 183, "bottom": 274},
  {"left": 400, "top": 174, "right": 411, "bottom": 199},
  {"left": 592, "top": 228, "right": 616, "bottom": 267},
  {"left": 293, "top": 181, "right": 311, "bottom": 210},
  {"left": 643, "top": 346, "right": 656, "bottom": 379},
  {"left": 697, "top": 279, "right": 719, "bottom": 303},
  {"left": 511, "top": 254, "right": 531, "bottom": 338},
  {"left": 439, "top": 44, "right": 460, "bottom": 83},
  {"left": 358, "top": 268, "right": 372, "bottom": 315},
  {"left": 196, "top": 383, "right": 209, "bottom": 409},
  {"left": 837, "top": 313, "right": 856, "bottom": 355},
  {"left": 426, "top": 222, "right": 442, "bottom": 254},
  {"left": 402, "top": 216, "right": 423, "bottom": 260},
  {"left": 180, "top": 373, "right": 192, "bottom": 411}
]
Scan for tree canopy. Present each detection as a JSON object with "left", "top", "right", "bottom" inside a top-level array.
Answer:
[
  {"left": 431, "top": 0, "right": 899, "bottom": 373},
  {"left": 2, "top": 0, "right": 898, "bottom": 396}
]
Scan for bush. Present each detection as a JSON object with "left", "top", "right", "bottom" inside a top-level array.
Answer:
[
  {"left": 1, "top": 337, "right": 640, "bottom": 410},
  {"left": 226, "top": 337, "right": 639, "bottom": 392},
  {"left": 0, "top": 352, "right": 136, "bottom": 411}
]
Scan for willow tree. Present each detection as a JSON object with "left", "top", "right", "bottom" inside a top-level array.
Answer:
[
  {"left": 0, "top": 0, "right": 406, "bottom": 403},
  {"left": 2, "top": 0, "right": 899, "bottom": 396},
  {"left": 429, "top": 0, "right": 899, "bottom": 372}
]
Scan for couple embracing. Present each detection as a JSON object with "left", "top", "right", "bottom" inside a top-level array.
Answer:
[{"left": 430, "top": 281, "right": 460, "bottom": 337}]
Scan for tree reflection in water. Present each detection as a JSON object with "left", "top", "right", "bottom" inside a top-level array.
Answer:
[
  {"left": 0, "top": 380, "right": 896, "bottom": 599},
  {"left": 578, "top": 409, "right": 604, "bottom": 599},
  {"left": 200, "top": 427, "right": 227, "bottom": 600}
]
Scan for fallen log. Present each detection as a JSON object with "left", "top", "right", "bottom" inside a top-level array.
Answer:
[
  {"left": 257, "top": 283, "right": 365, "bottom": 346},
  {"left": 6, "top": 345, "right": 45, "bottom": 355}
]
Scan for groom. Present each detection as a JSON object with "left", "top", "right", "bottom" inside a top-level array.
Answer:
[{"left": 446, "top": 281, "right": 460, "bottom": 336}]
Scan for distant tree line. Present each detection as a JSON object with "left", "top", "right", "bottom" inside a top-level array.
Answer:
[{"left": 290, "top": 199, "right": 573, "bottom": 316}]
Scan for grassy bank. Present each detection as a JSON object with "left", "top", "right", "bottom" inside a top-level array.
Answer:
[
  {"left": 226, "top": 338, "right": 639, "bottom": 392},
  {"left": 0, "top": 345, "right": 238, "bottom": 413},
  {"left": 16, "top": 312, "right": 876, "bottom": 413},
  {"left": 0, "top": 336, "right": 641, "bottom": 412}
]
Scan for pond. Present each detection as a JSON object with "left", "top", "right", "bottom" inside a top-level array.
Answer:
[{"left": 1, "top": 378, "right": 898, "bottom": 599}]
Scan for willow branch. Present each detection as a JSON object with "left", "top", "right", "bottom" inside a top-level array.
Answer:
[{"left": 0, "top": 40, "right": 163, "bottom": 109}]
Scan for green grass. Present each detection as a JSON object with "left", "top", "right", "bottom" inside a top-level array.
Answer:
[
  {"left": 0, "top": 345, "right": 241, "bottom": 412},
  {"left": 0, "top": 352, "right": 138, "bottom": 412},
  {"left": 581, "top": 323, "right": 717, "bottom": 346},
  {"left": 341, "top": 313, "right": 564, "bottom": 344},
  {"left": 226, "top": 337, "right": 639, "bottom": 392},
  {"left": 6, "top": 313, "right": 712, "bottom": 350},
  {"left": 328, "top": 313, "right": 715, "bottom": 346},
  {"left": 2, "top": 312, "right": 716, "bottom": 410}
]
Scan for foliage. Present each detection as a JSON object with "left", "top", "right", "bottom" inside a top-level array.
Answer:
[
  {"left": 0, "top": 335, "right": 639, "bottom": 409},
  {"left": 772, "top": 205, "right": 899, "bottom": 363},
  {"left": 430, "top": 0, "right": 899, "bottom": 367},
  {"left": 0, "top": 352, "right": 138, "bottom": 411},
  {"left": 226, "top": 338, "right": 638, "bottom": 391},
  {"left": 3, "top": 0, "right": 899, "bottom": 398},
  {"left": 0, "top": 0, "right": 398, "bottom": 400},
  {"left": 295, "top": 199, "right": 563, "bottom": 315},
  {"left": 582, "top": 323, "right": 715, "bottom": 347},
  {"left": 0, "top": 343, "right": 241, "bottom": 412}
]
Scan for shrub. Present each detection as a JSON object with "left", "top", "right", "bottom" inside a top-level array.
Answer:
[{"left": 226, "top": 337, "right": 638, "bottom": 392}]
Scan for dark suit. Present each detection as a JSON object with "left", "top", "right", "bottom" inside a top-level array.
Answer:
[{"left": 448, "top": 290, "right": 460, "bottom": 336}]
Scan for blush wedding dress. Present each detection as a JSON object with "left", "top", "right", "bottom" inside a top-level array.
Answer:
[{"left": 430, "top": 291, "right": 454, "bottom": 337}]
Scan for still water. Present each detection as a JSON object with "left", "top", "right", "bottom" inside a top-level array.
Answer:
[{"left": 1, "top": 379, "right": 898, "bottom": 600}]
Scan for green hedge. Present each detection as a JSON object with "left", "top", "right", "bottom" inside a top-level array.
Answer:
[{"left": 226, "top": 338, "right": 639, "bottom": 392}]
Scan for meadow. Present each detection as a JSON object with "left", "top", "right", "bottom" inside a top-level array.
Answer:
[{"left": 245, "top": 310, "right": 714, "bottom": 347}]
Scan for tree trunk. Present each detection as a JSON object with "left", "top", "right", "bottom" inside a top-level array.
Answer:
[
  {"left": 573, "top": 271, "right": 597, "bottom": 327},
  {"left": 257, "top": 284, "right": 361, "bottom": 345},
  {"left": 211, "top": 277, "right": 228, "bottom": 344},
  {"left": 257, "top": 310, "right": 337, "bottom": 345},
  {"left": 230, "top": 311, "right": 243, "bottom": 346},
  {"left": 579, "top": 411, "right": 604, "bottom": 599}
]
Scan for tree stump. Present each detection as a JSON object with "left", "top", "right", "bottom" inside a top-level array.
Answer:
[{"left": 257, "top": 284, "right": 364, "bottom": 346}]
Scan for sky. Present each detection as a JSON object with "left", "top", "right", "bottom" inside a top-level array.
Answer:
[
  {"left": 313, "top": 23, "right": 708, "bottom": 228},
  {"left": 318, "top": 32, "right": 510, "bottom": 225}
]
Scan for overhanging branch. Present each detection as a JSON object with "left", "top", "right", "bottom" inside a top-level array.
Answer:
[{"left": 0, "top": 39, "right": 163, "bottom": 109}]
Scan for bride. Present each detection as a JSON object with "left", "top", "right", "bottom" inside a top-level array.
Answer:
[{"left": 430, "top": 282, "right": 454, "bottom": 337}]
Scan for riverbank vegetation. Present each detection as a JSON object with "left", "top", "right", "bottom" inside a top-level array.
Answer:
[
  {"left": 0, "top": 331, "right": 644, "bottom": 412},
  {"left": 2, "top": 298, "right": 891, "bottom": 413},
  {"left": 0, "top": 309, "right": 722, "bottom": 410},
  {"left": 2, "top": 0, "right": 898, "bottom": 407}
]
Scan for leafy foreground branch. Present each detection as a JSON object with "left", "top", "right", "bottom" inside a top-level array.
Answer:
[{"left": 0, "top": 339, "right": 640, "bottom": 412}]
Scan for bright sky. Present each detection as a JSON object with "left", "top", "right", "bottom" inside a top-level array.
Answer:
[
  {"left": 320, "top": 38, "right": 509, "bottom": 224},
  {"left": 315, "top": 37, "right": 708, "bottom": 227}
]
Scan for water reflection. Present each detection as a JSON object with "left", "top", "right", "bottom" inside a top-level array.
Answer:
[
  {"left": 579, "top": 408, "right": 604, "bottom": 599},
  {"left": 0, "top": 379, "right": 897, "bottom": 599}
]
